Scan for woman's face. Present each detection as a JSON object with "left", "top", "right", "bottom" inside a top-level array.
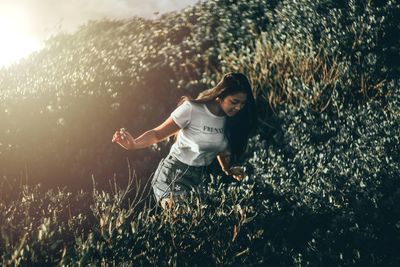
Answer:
[{"left": 220, "top": 92, "right": 247, "bottom": 117}]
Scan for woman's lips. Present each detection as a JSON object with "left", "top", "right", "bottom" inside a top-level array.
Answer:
[{"left": 228, "top": 110, "right": 238, "bottom": 116}]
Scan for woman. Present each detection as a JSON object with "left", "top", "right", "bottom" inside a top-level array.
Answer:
[{"left": 112, "top": 72, "right": 256, "bottom": 208}]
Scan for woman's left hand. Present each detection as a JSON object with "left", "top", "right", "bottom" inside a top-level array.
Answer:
[{"left": 227, "top": 166, "right": 245, "bottom": 181}]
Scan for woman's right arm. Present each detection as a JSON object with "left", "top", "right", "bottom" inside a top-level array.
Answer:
[{"left": 112, "top": 117, "right": 180, "bottom": 150}]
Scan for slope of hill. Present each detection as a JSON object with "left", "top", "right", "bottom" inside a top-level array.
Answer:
[{"left": 0, "top": 0, "right": 399, "bottom": 265}]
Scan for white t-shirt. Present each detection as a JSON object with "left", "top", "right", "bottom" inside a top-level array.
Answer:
[{"left": 169, "top": 100, "right": 228, "bottom": 166}]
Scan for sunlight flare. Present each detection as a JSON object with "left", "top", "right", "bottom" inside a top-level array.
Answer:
[{"left": 0, "top": 8, "right": 41, "bottom": 67}]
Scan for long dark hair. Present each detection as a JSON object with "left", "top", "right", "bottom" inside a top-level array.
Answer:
[{"left": 178, "top": 72, "right": 257, "bottom": 163}]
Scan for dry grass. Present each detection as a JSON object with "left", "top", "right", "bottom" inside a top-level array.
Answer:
[{"left": 219, "top": 32, "right": 341, "bottom": 113}]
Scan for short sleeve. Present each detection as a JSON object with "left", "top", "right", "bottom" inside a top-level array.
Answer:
[{"left": 171, "top": 101, "right": 192, "bottom": 128}]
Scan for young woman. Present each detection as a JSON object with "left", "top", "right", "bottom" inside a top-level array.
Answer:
[{"left": 112, "top": 72, "right": 256, "bottom": 207}]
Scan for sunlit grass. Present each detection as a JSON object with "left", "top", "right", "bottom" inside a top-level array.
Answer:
[{"left": 0, "top": 0, "right": 399, "bottom": 265}]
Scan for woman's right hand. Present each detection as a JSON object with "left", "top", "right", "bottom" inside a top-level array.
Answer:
[{"left": 112, "top": 128, "right": 136, "bottom": 150}]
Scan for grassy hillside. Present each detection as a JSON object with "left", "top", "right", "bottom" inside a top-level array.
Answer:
[{"left": 0, "top": 0, "right": 399, "bottom": 265}]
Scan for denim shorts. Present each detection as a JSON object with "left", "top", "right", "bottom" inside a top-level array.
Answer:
[{"left": 151, "top": 154, "right": 209, "bottom": 203}]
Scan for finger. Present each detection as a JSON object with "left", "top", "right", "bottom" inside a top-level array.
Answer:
[
  {"left": 113, "top": 134, "right": 126, "bottom": 143},
  {"left": 122, "top": 131, "right": 133, "bottom": 140},
  {"left": 112, "top": 132, "right": 122, "bottom": 141},
  {"left": 117, "top": 131, "right": 125, "bottom": 139},
  {"left": 233, "top": 174, "right": 244, "bottom": 181},
  {"left": 233, "top": 175, "right": 240, "bottom": 181}
]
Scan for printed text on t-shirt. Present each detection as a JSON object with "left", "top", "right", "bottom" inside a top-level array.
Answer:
[{"left": 203, "top": 126, "right": 224, "bottom": 134}]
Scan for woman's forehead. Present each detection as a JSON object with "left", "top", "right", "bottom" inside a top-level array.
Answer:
[{"left": 228, "top": 92, "right": 247, "bottom": 100}]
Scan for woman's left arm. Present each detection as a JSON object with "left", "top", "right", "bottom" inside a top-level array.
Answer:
[{"left": 217, "top": 150, "right": 245, "bottom": 181}]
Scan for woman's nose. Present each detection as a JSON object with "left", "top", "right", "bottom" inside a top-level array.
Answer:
[{"left": 235, "top": 104, "right": 243, "bottom": 111}]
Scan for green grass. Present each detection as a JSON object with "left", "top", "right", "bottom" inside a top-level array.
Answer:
[{"left": 1, "top": 0, "right": 399, "bottom": 265}]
